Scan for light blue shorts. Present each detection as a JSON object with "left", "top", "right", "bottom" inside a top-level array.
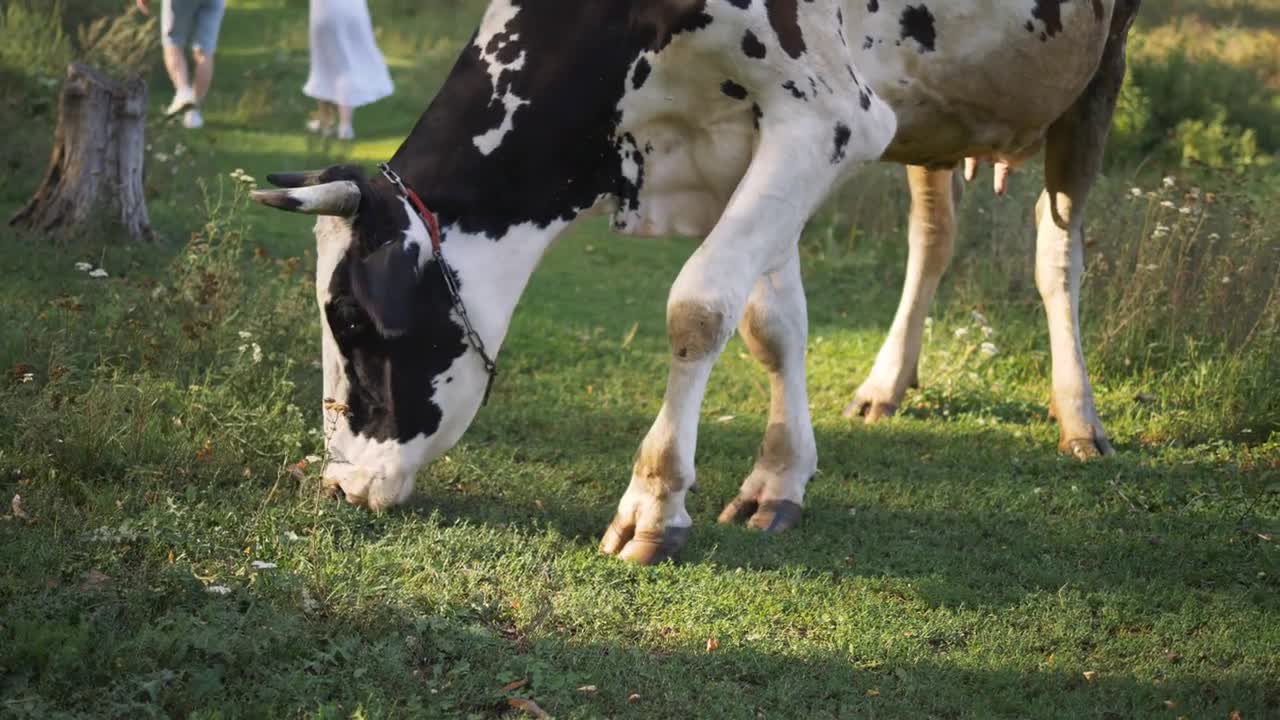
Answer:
[{"left": 161, "top": 0, "right": 226, "bottom": 53}]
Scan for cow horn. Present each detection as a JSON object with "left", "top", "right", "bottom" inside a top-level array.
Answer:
[{"left": 251, "top": 181, "right": 362, "bottom": 217}]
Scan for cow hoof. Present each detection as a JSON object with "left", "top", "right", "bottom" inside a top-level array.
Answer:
[
  {"left": 599, "top": 516, "right": 689, "bottom": 565},
  {"left": 842, "top": 396, "right": 898, "bottom": 424},
  {"left": 717, "top": 498, "right": 802, "bottom": 533},
  {"left": 320, "top": 478, "right": 371, "bottom": 508},
  {"left": 1059, "top": 435, "right": 1114, "bottom": 460}
]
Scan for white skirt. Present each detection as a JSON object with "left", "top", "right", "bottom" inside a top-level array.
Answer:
[{"left": 303, "top": 0, "right": 394, "bottom": 108}]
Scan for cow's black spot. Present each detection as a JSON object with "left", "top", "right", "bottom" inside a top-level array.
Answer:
[
  {"left": 752, "top": 103, "right": 763, "bottom": 128},
  {"left": 1025, "top": 20, "right": 1035, "bottom": 32},
  {"left": 484, "top": 31, "right": 511, "bottom": 55},
  {"left": 494, "top": 36, "right": 522, "bottom": 65},
  {"left": 818, "top": 75, "right": 833, "bottom": 93},
  {"left": 614, "top": 132, "right": 645, "bottom": 215},
  {"left": 721, "top": 80, "right": 749, "bottom": 100},
  {"left": 867, "top": 0, "right": 879, "bottom": 12},
  {"left": 859, "top": 89, "right": 871, "bottom": 110},
  {"left": 846, "top": 64, "right": 859, "bottom": 85},
  {"left": 899, "top": 5, "right": 937, "bottom": 52},
  {"left": 765, "top": 0, "right": 806, "bottom": 58},
  {"left": 781, "top": 80, "right": 807, "bottom": 100},
  {"left": 862, "top": 35, "right": 874, "bottom": 49},
  {"left": 1032, "top": 0, "right": 1066, "bottom": 37},
  {"left": 831, "top": 122, "right": 851, "bottom": 163},
  {"left": 742, "top": 29, "right": 767, "bottom": 58},
  {"left": 632, "top": 57, "right": 651, "bottom": 89},
  {"left": 727, "top": 0, "right": 751, "bottom": 8},
  {"left": 836, "top": 8, "right": 846, "bottom": 45},
  {"left": 808, "top": 76, "right": 818, "bottom": 94}
]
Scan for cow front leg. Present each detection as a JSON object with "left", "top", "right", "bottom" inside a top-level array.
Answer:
[
  {"left": 601, "top": 100, "right": 891, "bottom": 563},
  {"left": 718, "top": 249, "right": 817, "bottom": 532},
  {"left": 845, "top": 165, "right": 957, "bottom": 422}
]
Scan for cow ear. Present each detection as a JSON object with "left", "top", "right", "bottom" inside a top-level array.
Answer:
[{"left": 350, "top": 241, "right": 421, "bottom": 337}]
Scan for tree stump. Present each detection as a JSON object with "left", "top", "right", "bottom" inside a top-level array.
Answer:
[{"left": 10, "top": 63, "right": 153, "bottom": 242}]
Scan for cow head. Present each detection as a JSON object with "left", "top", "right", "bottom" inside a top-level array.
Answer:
[{"left": 252, "top": 166, "right": 490, "bottom": 510}]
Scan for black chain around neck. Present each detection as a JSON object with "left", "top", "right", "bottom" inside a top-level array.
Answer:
[{"left": 378, "top": 163, "right": 498, "bottom": 405}]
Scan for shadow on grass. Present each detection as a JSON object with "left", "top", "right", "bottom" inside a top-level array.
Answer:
[
  {"left": 399, "top": 402, "right": 1275, "bottom": 613},
  {"left": 4, "top": 561, "right": 1272, "bottom": 718}
]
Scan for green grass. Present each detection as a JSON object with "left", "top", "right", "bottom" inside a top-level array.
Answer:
[{"left": 1, "top": 1, "right": 1278, "bottom": 718}]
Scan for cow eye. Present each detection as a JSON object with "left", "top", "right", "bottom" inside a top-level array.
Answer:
[{"left": 328, "top": 300, "right": 369, "bottom": 340}]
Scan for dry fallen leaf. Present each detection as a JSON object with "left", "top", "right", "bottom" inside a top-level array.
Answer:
[
  {"left": 11, "top": 494, "right": 29, "bottom": 520},
  {"left": 501, "top": 679, "right": 529, "bottom": 692},
  {"left": 1163, "top": 700, "right": 1178, "bottom": 710},
  {"left": 1082, "top": 671, "right": 1098, "bottom": 683},
  {"left": 507, "top": 698, "right": 549, "bottom": 719},
  {"left": 865, "top": 688, "right": 881, "bottom": 697},
  {"left": 576, "top": 685, "right": 597, "bottom": 694},
  {"left": 80, "top": 569, "right": 111, "bottom": 592},
  {"left": 627, "top": 693, "right": 641, "bottom": 704},
  {"left": 1229, "top": 711, "right": 1242, "bottom": 720},
  {"left": 705, "top": 637, "right": 719, "bottom": 652}
]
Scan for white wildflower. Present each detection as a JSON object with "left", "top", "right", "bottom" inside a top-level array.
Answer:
[
  {"left": 1129, "top": 187, "right": 1143, "bottom": 197},
  {"left": 74, "top": 262, "right": 93, "bottom": 272},
  {"left": 979, "top": 342, "right": 999, "bottom": 357},
  {"left": 954, "top": 327, "right": 970, "bottom": 339},
  {"left": 1221, "top": 276, "right": 1231, "bottom": 285},
  {"left": 1208, "top": 233, "right": 1220, "bottom": 241},
  {"left": 20, "top": 372, "right": 34, "bottom": 384},
  {"left": 284, "top": 530, "right": 303, "bottom": 542},
  {"left": 154, "top": 152, "right": 170, "bottom": 163},
  {"left": 1159, "top": 200, "right": 1175, "bottom": 209},
  {"left": 237, "top": 344, "right": 248, "bottom": 354},
  {"left": 924, "top": 316, "right": 934, "bottom": 329},
  {"left": 1152, "top": 224, "right": 1171, "bottom": 239},
  {"left": 174, "top": 143, "right": 187, "bottom": 157},
  {"left": 205, "top": 585, "right": 232, "bottom": 595},
  {"left": 970, "top": 310, "right": 988, "bottom": 325},
  {"left": 250, "top": 561, "right": 277, "bottom": 570},
  {"left": 1162, "top": 176, "right": 1176, "bottom": 189},
  {"left": 304, "top": 455, "right": 322, "bottom": 464},
  {"left": 981, "top": 325, "right": 995, "bottom": 338},
  {"left": 251, "top": 343, "right": 263, "bottom": 364},
  {"left": 237, "top": 330, "right": 253, "bottom": 340},
  {"left": 1144, "top": 264, "right": 1159, "bottom": 271},
  {"left": 1178, "top": 206, "right": 1192, "bottom": 215},
  {"left": 88, "top": 268, "right": 109, "bottom": 279}
]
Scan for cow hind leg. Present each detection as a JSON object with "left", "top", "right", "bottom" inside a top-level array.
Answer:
[
  {"left": 718, "top": 249, "right": 817, "bottom": 532},
  {"left": 1035, "top": 1, "right": 1138, "bottom": 458},
  {"left": 844, "top": 165, "right": 957, "bottom": 422}
]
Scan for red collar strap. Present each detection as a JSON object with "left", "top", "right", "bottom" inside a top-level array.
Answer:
[{"left": 378, "top": 162, "right": 443, "bottom": 254}]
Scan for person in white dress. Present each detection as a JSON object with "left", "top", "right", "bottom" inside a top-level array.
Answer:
[{"left": 303, "top": 0, "right": 394, "bottom": 140}]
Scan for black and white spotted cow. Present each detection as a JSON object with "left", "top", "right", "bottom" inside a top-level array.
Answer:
[{"left": 253, "top": 0, "right": 1141, "bottom": 563}]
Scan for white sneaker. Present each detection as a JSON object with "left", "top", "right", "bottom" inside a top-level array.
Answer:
[
  {"left": 182, "top": 108, "right": 203, "bottom": 129},
  {"left": 166, "top": 87, "right": 197, "bottom": 117}
]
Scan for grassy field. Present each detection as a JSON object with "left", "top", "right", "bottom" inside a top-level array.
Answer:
[{"left": 1, "top": 1, "right": 1277, "bottom": 718}]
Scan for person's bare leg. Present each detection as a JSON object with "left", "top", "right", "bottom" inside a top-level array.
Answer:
[
  {"left": 191, "top": 47, "right": 215, "bottom": 102},
  {"left": 337, "top": 105, "right": 354, "bottom": 138},
  {"left": 163, "top": 45, "right": 191, "bottom": 95}
]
